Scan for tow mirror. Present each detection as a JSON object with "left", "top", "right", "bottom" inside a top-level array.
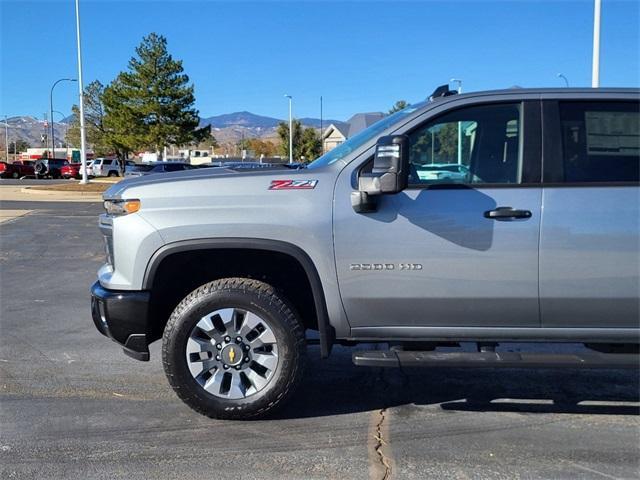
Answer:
[{"left": 351, "top": 135, "right": 409, "bottom": 213}]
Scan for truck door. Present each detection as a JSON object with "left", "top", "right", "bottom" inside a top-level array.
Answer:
[
  {"left": 539, "top": 99, "right": 639, "bottom": 328},
  {"left": 333, "top": 101, "right": 543, "bottom": 332}
]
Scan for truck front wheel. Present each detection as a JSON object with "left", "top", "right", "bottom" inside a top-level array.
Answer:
[{"left": 162, "top": 278, "right": 306, "bottom": 419}]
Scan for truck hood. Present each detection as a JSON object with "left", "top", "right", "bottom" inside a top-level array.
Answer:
[{"left": 103, "top": 165, "right": 296, "bottom": 199}]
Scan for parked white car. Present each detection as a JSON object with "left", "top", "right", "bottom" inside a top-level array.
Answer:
[{"left": 92, "top": 158, "right": 121, "bottom": 177}]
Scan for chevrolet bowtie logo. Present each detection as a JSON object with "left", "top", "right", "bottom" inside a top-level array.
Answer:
[{"left": 228, "top": 348, "right": 236, "bottom": 363}]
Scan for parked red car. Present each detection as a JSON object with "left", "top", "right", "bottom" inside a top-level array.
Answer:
[
  {"left": 0, "top": 161, "right": 19, "bottom": 178},
  {"left": 0, "top": 160, "right": 37, "bottom": 178},
  {"left": 12, "top": 160, "right": 35, "bottom": 177},
  {"left": 61, "top": 162, "right": 82, "bottom": 179}
]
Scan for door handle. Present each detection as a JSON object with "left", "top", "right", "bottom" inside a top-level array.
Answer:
[{"left": 484, "top": 207, "right": 532, "bottom": 220}]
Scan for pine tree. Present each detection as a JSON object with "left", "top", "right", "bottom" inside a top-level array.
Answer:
[{"left": 102, "top": 33, "right": 209, "bottom": 159}]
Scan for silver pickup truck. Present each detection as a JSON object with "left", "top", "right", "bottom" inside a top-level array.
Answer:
[{"left": 91, "top": 87, "right": 639, "bottom": 419}]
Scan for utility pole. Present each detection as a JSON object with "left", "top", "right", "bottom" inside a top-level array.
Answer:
[
  {"left": 75, "top": 0, "right": 89, "bottom": 183},
  {"left": 284, "top": 94, "right": 293, "bottom": 164},
  {"left": 592, "top": 0, "right": 601, "bottom": 87}
]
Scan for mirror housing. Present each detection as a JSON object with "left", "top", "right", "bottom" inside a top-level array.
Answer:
[
  {"left": 358, "top": 135, "right": 409, "bottom": 195},
  {"left": 352, "top": 135, "right": 409, "bottom": 213}
]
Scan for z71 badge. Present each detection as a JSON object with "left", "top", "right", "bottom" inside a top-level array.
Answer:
[{"left": 269, "top": 180, "right": 318, "bottom": 190}]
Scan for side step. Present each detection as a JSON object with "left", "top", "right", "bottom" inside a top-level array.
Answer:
[{"left": 352, "top": 350, "right": 639, "bottom": 369}]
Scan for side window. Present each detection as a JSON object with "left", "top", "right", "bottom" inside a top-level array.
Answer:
[
  {"left": 408, "top": 103, "right": 522, "bottom": 185},
  {"left": 559, "top": 101, "right": 639, "bottom": 183}
]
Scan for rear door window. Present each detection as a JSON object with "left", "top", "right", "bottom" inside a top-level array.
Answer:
[{"left": 558, "top": 101, "right": 639, "bottom": 183}]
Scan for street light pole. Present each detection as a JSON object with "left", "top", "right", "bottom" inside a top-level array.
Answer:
[
  {"left": 75, "top": 0, "right": 89, "bottom": 183},
  {"left": 450, "top": 79, "right": 463, "bottom": 164},
  {"left": 557, "top": 73, "right": 570, "bottom": 87},
  {"left": 50, "top": 78, "right": 76, "bottom": 160},
  {"left": 285, "top": 94, "right": 293, "bottom": 164},
  {"left": 320, "top": 96, "right": 323, "bottom": 155},
  {"left": 592, "top": 0, "right": 601, "bottom": 88}
]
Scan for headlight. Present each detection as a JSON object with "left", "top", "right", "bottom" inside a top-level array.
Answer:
[{"left": 104, "top": 199, "right": 141, "bottom": 216}]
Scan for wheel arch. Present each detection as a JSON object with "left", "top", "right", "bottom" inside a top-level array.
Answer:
[{"left": 143, "top": 238, "right": 334, "bottom": 357}]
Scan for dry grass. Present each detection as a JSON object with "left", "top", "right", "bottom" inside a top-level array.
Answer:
[{"left": 28, "top": 182, "right": 111, "bottom": 193}]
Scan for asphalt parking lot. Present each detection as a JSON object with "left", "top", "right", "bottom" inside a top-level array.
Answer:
[{"left": 1, "top": 199, "right": 639, "bottom": 480}]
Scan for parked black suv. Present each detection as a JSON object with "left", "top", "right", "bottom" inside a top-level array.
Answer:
[{"left": 34, "top": 158, "right": 67, "bottom": 179}]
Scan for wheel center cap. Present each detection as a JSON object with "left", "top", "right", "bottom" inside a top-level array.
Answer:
[{"left": 221, "top": 344, "right": 243, "bottom": 366}]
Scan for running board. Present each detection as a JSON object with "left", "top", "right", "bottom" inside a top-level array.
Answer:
[{"left": 352, "top": 350, "right": 639, "bottom": 369}]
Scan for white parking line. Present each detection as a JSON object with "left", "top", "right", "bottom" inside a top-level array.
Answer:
[{"left": 0, "top": 209, "right": 31, "bottom": 224}]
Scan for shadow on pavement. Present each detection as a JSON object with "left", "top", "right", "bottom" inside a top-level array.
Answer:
[{"left": 272, "top": 347, "right": 640, "bottom": 420}]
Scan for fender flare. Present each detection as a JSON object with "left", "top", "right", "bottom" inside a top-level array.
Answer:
[{"left": 142, "top": 238, "right": 334, "bottom": 357}]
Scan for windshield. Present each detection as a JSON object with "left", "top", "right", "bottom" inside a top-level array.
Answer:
[{"left": 307, "top": 102, "right": 425, "bottom": 169}]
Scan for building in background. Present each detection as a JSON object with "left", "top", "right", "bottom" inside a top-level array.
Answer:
[
  {"left": 20, "top": 147, "right": 93, "bottom": 162},
  {"left": 322, "top": 112, "right": 385, "bottom": 152}
]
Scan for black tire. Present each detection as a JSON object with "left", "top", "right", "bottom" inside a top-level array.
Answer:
[
  {"left": 108, "top": 171, "right": 118, "bottom": 177},
  {"left": 11, "top": 171, "right": 19, "bottom": 179},
  {"left": 162, "top": 277, "right": 306, "bottom": 420},
  {"left": 34, "top": 162, "right": 47, "bottom": 176}
]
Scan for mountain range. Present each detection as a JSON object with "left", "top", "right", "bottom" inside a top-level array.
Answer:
[
  {"left": 200, "top": 111, "right": 345, "bottom": 130},
  {"left": 3, "top": 112, "right": 349, "bottom": 149}
]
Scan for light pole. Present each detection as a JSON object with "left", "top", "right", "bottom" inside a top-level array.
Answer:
[
  {"left": 592, "top": 0, "right": 601, "bottom": 87},
  {"left": 450, "top": 78, "right": 463, "bottom": 164},
  {"left": 52, "top": 110, "right": 67, "bottom": 121},
  {"left": 320, "top": 96, "right": 323, "bottom": 155},
  {"left": 75, "top": 0, "right": 88, "bottom": 183},
  {"left": 284, "top": 94, "right": 293, "bottom": 164},
  {"left": 50, "top": 78, "right": 76, "bottom": 159},
  {"left": 3, "top": 115, "right": 8, "bottom": 162},
  {"left": 557, "top": 73, "right": 570, "bottom": 87}
]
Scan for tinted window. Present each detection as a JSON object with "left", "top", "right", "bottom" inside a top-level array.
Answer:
[
  {"left": 165, "top": 164, "right": 186, "bottom": 171},
  {"left": 408, "top": 103, "right": 521, "bottom": 185},
  {"left": 559, "top": 101, "right": 639, "bottom": 183}
]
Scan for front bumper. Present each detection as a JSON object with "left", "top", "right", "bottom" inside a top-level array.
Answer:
[{"left": 91, "top": 281, "right": 152, "bottom": 361}]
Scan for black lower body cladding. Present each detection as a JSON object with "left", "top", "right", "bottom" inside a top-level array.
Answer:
[{"left": 90, "top": 281, "right": 152, "bottom": 361}]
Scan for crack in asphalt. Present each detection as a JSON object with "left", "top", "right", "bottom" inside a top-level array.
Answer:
[
  {"left": 368, "top": 346, "right": 398, "bottom": 480},
  {"left": 373, "top": 407, "right": 392, "bottom": 480}
]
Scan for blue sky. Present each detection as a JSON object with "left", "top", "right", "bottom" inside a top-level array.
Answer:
[{"left": 1, "top": 0, "right": 638, "bottom": 122}]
